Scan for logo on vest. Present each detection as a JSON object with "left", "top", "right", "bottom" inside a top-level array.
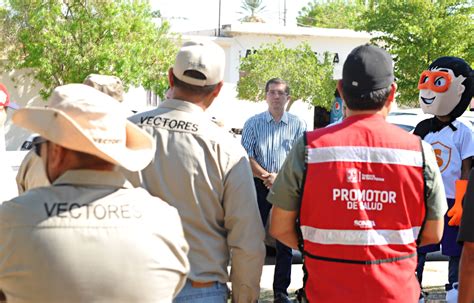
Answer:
[
  {"left": 354, "top": 219, "right": 376, "bottom": 228},
  {"left": 346, "top": 168, "right": 384, "bottom": 183},
  {"left": 346, "top": 168, "right": 361, "bottom": 183}
]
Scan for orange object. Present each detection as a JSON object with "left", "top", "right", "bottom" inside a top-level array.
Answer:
[
  {"left": 418, "top": 70, "right": 452, "bottom": 92},
  {"left": 447, "top": 179, "right": 468, "bottom": 226}
]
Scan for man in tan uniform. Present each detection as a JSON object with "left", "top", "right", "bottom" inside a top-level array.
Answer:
[
  {"left": 0, "top": 84, "right": 189, "bottom": 302},
  {"left": 127, "top": 40, "right": 266, "bottom": 303},
  {"left": 16, "top": 74, "right": 125, "bottom": 193}
]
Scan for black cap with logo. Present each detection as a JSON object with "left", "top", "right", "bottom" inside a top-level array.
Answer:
[{"left": 342, "top": 44, "right": 394, "bottom": 97}]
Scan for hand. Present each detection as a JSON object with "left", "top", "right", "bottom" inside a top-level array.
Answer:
[
  {"left": 447, "top": 179, "right": 468, "bottom": 226},
  {"left": 262, "top": 173, "right": 277, "bottom": 189},
  {"left": 447, "top": 203, "right": 463, "bottom": 226}
]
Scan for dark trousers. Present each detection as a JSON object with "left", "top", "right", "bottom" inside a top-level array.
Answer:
[
  {"left": 254, "top": 178, "right": 293, "bottom": 296},
  {"left": 416, "top": 252, "right": 427, "bottom": 284}
]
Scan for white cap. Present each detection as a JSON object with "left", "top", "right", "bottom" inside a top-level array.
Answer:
[{"left": 173, "top": 39, "right": 225, "bottom": 87}]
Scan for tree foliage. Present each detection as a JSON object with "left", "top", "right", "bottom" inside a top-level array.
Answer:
[
  {"left": 358, "top": 0, "right": 474, "bottom": 106},
  {"left": 237, "top": 41, "right": 336, "bottom": 110},
  {"left": 297, "top": 0, "right": 473, "bottom": 106},
  {"left": 0, "top": 0, "right": 178, "bottom": 99},
  {"left": 297, "top": 0, "right": 367, "bottom": 29},
  {"left": 239, "top": 0, "right": 266, "bottom": 22}
]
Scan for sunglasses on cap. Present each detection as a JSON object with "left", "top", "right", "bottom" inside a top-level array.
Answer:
[
  {"left": 418, "top": 70, "right": 452, "bottom": 93},
  {"left": 32, "top": 136, "right": 48, "bottom": 157}
]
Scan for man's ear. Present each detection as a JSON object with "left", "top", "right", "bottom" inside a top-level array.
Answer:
[
  {"left": 211, "top": 81, "right": 224, "bottom": 98},
  {"left": 48, "top": 143, "right": 66, "bottom": 172},
  {"left": 387, "top": 83, "right": 397, "bottom": 101},
  {"left": 384, "top": 82, "right": 398, "bottom": 110},
  {"left": 168, "top": 68, "right": 175, "bottom": 87}
]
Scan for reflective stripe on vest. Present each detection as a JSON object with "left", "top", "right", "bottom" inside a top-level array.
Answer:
[
  {"left": 300, "top": 225, "right": 421, "bottom": 246},
  {"left": 307, "top": 146, "right": 423, "bottom": 167}
]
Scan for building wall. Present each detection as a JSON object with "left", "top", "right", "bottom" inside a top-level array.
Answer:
[{"left": 223, "top": 34, "right": 371, "bottom": 83}]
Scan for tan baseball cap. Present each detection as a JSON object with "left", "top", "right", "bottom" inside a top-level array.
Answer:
[
  {"left": 173, "top": 39, "right": 225, "bottom": 87},
  {"left": 12, "top": 84, "right": 155, "bottom": 172},
  {"left": 83, "top": 74, "right": 124, "bottom": 102}
]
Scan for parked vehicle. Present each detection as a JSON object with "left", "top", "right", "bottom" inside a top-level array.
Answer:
[
  {"left": 386, "top": 108, "right": 432, "bottom": 133},
  {"left": 387, "top": 108, "right": 474, "bottom": 133}
]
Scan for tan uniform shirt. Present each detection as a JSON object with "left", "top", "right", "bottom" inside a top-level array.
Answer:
[
  {"left": 16, "top": 150, "right": 50, "bottom": 194},
  {"left": 127, "top": 99, "right": 266, "bottom": 302},
  {"left": 0, "top": 170, "right": 189, "bottom": 303}
]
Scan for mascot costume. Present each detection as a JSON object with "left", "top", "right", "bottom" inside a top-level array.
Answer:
[{"left": 413, "top": 56, "right": 474, "bottom": 303}]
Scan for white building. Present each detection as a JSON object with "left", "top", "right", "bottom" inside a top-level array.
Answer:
[
  {"left": 182, "top": 23, "right": 372, "bottom": 132},
  {"left": 1, "top": 23, "right": 372, "bottom": 150}
]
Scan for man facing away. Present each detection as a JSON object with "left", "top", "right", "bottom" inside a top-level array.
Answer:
[
  {"left": 241, "top": 78, "right": 306, "bottom": 303},
  {"left": 0, "top": 84, "right": 189, "bottom": 302},
  {"left": 127, "top": 39, "right": 265, "bottom": 303},
  {"left": 267, "top": 44, "right": 447, "bottom": 303},
  {"left": 16, "top": 74, "right": 126, "bottom": 194}
]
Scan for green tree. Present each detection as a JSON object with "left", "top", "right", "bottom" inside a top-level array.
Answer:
[
  {"left": 358, "top": 0, "right": 474, "bottom": 106},
  {"left": 297, "top": 0, "right": 368, "bottom": 29},
  {"left": 0, "top": 0, "right": 178, "bottom": 99},
  {"left": 239, "top": 0, "right": 266, "bottom": 22},
  {"left": 237, "top": 41, "right": 336, "bottom": 110}
]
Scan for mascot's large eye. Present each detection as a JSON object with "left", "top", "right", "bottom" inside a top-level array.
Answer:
[
  {"left": 434, "top": 77, "right": 446, "bottom": 87},
  {"left": 421, "top": 76, "right": 429, "bottom": 83}
]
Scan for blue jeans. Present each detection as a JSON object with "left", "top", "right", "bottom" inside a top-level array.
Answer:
[
  {"left": 254, "top": 178, "right": 293, "bottom": 296},
  {"left": 173, "top": 280, "right": 229, "bottom": 303}
]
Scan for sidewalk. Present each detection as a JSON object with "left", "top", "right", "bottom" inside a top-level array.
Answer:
[{"left": 258, "top": 261, "right": 449, "bottom": 302}]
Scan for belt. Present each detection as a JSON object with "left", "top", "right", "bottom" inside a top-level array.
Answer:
[{"left": 190, "top": 280, "right": 216, "bottom": 288}]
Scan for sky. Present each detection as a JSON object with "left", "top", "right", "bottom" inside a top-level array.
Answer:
[{"left": 151, "top": 0, "right": 311, "bottom": 32}]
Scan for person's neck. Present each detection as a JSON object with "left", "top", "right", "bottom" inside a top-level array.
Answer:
[
  {"left": 269, "top": 109, "right": 284, "bottom": 122},
  {"left": 171, "top": 91, "right": 210, "bottom": 111},
  {"left": 436, "top": 115, "right": 451, "bottom": 122},
  {"left": 346, "top": 107, "right": 389, "bottom": 119}
]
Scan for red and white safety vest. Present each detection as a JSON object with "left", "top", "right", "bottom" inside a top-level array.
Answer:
[{"left": 300, "top": 114, "right": 425, "bottom": 303}]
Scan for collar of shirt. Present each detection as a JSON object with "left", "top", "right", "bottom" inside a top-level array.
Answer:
[
  {"left": 265, "top": 111, "right": 289, "bottom": 125},
  {"left": 159, "top": 99, "right": 205, "bottom": 114},
  {"left": 343, "top": 113, "right": 385, "bottom": 124},
  {"left": 53, "top": 170, "right": 133, "bottom": 189}
]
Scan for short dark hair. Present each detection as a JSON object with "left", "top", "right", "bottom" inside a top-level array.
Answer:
[
  {"left": 342, "top": 86, "right": 391, "bottom": 111},
  {"left": 172, "top": 71, "right": 218, "bottom": 96},
  {"left": 265, "top": 78, "right": 290, "bottom": 95}
]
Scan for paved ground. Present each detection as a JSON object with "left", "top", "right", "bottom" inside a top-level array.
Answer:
[{"left": 258, "top": 261, "right": 449, "bottom": 302}]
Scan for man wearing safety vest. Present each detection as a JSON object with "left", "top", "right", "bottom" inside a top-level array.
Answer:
[{"left": 267, "top": 44, "right": 448, "bottom": 303}]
